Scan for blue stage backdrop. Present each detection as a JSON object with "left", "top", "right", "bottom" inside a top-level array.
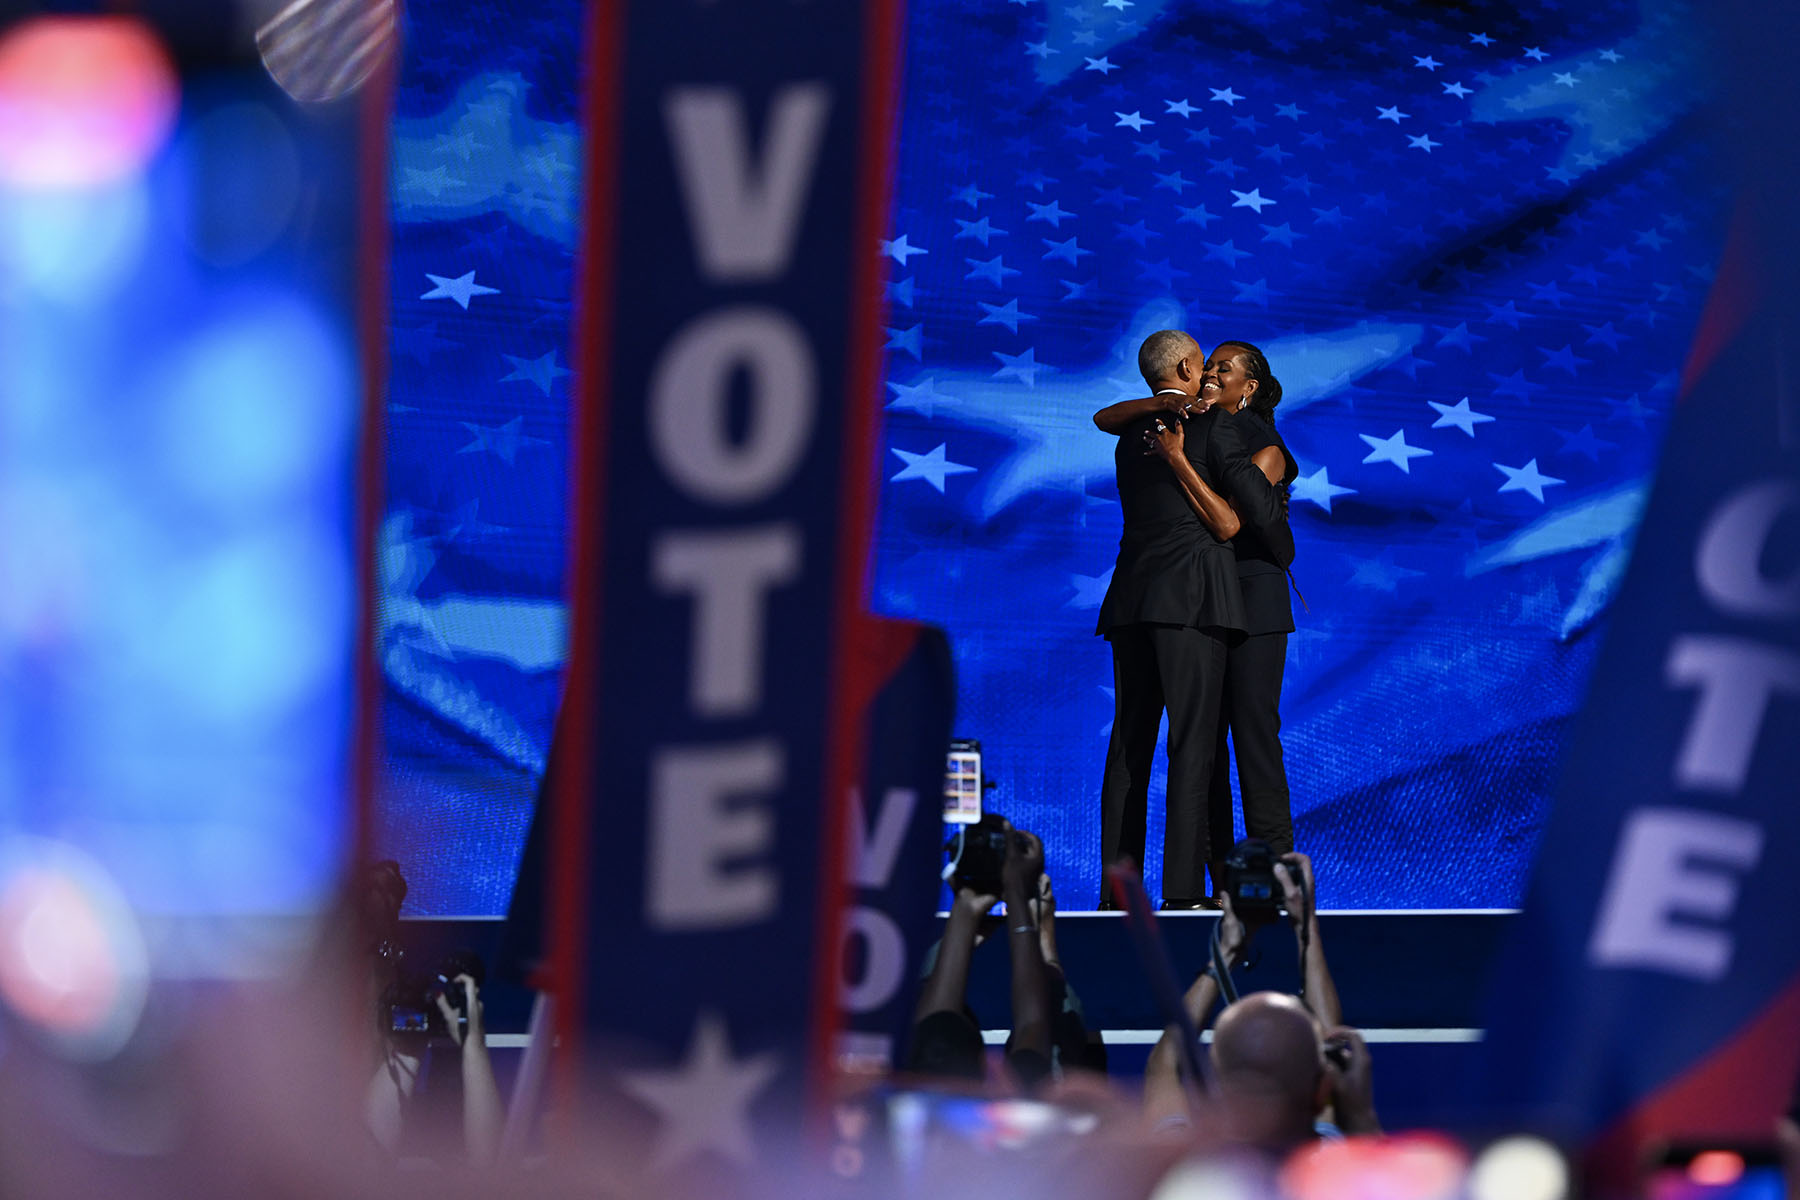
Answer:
[{"left": 378, "top": 0, "right": 1726, "bottom": 914}]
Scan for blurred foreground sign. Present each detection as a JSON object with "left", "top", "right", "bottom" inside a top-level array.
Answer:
[
  {"left": 1479, "top": 0, "right": 1800, "bottom": 1161},
  {"left": 547, "top": 0, "right": 911, "bottom": 1171}
]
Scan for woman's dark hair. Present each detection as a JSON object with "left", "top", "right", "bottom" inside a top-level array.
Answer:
[{"left": 1219, "top": 340, "right": 1282, "bottom": 423}]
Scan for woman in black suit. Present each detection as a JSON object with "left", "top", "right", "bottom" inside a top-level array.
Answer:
[{"left": 1198, "top": 341, "right": 1300, "bottom": 896}]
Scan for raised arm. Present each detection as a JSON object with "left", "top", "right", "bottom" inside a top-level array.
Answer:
[
  {"left": 1095, "top": 392, "right": 1188, "bottom": 434},
  {"left": 1001, "top": 832, "right": 1051, "bottom": 1063},
  {"left": 1144, "top": 899, "right": 1251, "bottom": 1126},
  {"left": 1146, "top": 419, "right": 1241, "bottom": 541},
  {"left": 1277, "top": 853, "right": 1340, "bottom": 1031}
]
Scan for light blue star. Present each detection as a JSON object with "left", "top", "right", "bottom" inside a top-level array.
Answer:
[
  {"left": 1153, "top": 170, "right": 1189, "bottom": 193},
  {"left": 1427, "top": 396, "right": 1495, "bottom": 437},
  {"left": 1114, "top": 110, "right": 1153, "bottom": 131},
  {"left": 1027, "top": 199, "right": 1076, "bottom": 227},
  {"left": 992, "top": 348, "right": 1049, "bottom": 387},
  {"left": 1203, "top": 239, "right": 1252, "bottom": 267},
  {"left": 1359, "top": 428, "right": 1433, "bottom": 473},
  {"left": 887, "top": 276, "right": 916, "bottom": 308},
  {"left": 1552, "top": 72, "right": 1578, "bottom": 87},
  {"left": 1470, "top": 31, "right": 1494, "bottom": 46},
  {"left": 1275, "top": 102, "right": 1306, "bottom": 119},
  {"left": 1523, "top": 46, "right": 1549, "bottom": 61},
  {"left": 1598, "top": 48, "right": 1622, "bottom": 62},
  {"left": 1291, "top": 466, "right": 1356, "bottom": 513},
  {"left": 1376, "top": 105, "right": 1410, "bottom": 123},
  {"left": 1259, "top": 222, "right": 1301, "bottom": 246},
  {"left": 1443, "top": 81, "right": 1473, "bottom": 98},
  {"left": 1164, "top": 99, "right": 1196, "bottom": 117},
  {"left": 458, "top": 416, "right": 546, "bottom": 465},
  {"left": 887, "top": 377, "right": 955, "bottom": 417},
  {"left": 1041, "top": 236, "right": 1092, "bottom": 264},
  {"left": 1434, "top": 323, "right": 1485, "bottom": 354},
  {"left": 1539, "top": 344, "right": 1592, "bottom": 375},
  {"left": 1178, "top": 204, "right": 1218, "bottom": 226},
  {"left": 950, "top": 184, "right": 992, "bottom": 208},
  {"left": 964, "top": 255, "right": 1021, "bottom": 286},
  {"left": 1413, "top": 55, "right": 1441, "bottom": 70},
  {"left": 1583, "top": 322, "right": 1625, "bottom": 351},
  {"left": 1084, "top": 56, "right": 1118, "bottom": 74},
  {"left": 1407, "top": 133, "right": 1440, "bottom": 152},
  {"left": 1555, "top": 424, "right": 1616, "bottom": 462},
  {"left": 977, "top": 299, "right": 1035, "bottom": 334},
  {"left": 954, "top": 217, "right": 1007, "bottom": 246},
  {"left": 1233, "top": 278, "right": 1272, "bottom": 307},
  {"left": 1067, "top": 569, "right": 1113, "bottom": 608},
  {"left": 890, "top": 444, "right": 975, "bottom": 493},
  {"left": 421, "top": 270, "right": 500, "bottom": 310},
  {"left": 500, "top": 349, "right": 571, "bottom": 396},
  {"left": 1488, "top": 369, "right": 1532, "bottom": 401},
  {"left": 881, "top": 234, "right": 928, "bottom": 264},
  {"left": 1230, "top": 188, "right": 1275, "bottom": 213},
  {"left": 886, "top": 324, "right": 923, "bottom": 360},
  {"left": 1494, "top": 459, "right": 1564, "bottom": 502},
  {"left": 1209, "top": 87, "right": 1243, "bottom": 105},
  {"left": 1025, "top": 40, "right": 1055, "bottom": 59}
]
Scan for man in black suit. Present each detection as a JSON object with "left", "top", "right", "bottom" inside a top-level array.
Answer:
[{"left": 1090, "top": 331, "right": 1284, "bottom": 907}]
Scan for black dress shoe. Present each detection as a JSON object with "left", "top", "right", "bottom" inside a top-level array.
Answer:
[
  {"left": 1158, "top": 897, "right": 1222, "bottom": 911},
  {"left": 1096, "top": 895, "right": 1120, "bottom": 911}
]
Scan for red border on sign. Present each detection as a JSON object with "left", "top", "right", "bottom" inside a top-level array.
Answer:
[
  {"left": 551, "top": 0, "right": 629, "bottom": 1100},
  {"left": 352, "top": 23, "right": 398, "bottom": 868},
  {"left": 807, "top": 0, "right": 909, "bottom": 1103}
]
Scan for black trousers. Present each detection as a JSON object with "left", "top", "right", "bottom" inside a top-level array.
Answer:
[
  {"left": 1208, "top": 631, "right": 1294, "bottom": 880},
  {"left": 1100, "top": 623, "right": 1228, "bottom": 901}
]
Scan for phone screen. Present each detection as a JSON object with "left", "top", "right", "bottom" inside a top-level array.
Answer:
[{"left": 943, "top": 739, "right": 982, "bottom": 824}]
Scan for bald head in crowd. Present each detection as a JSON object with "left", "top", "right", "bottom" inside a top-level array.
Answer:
[{"left": 1209, "top": 992, "right": 1330, "bottom": 1151}]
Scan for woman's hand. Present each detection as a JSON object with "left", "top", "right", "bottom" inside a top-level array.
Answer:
[{"left": 1143, "top": 416, "right": 1185, "bottom": 463}]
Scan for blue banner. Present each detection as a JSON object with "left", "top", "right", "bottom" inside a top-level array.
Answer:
[
  {"left": 545, "top": 0, "right": 901, "bottom": 1170},
  {"left": 1477, "top": 0, "right": 1800, "bottom": 1171}
]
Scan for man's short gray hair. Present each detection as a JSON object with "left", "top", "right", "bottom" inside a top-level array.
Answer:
[{"left": 1137, "top": 329, "right": 1198, "bottom": 385}]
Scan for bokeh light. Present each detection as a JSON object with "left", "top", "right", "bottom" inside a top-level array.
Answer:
[
  {"left": 0, "top": 16, "right": 178, "bottom": 190},
  {"left": 1467, "top": 1136, "right": 1570, "bottom": 1200},
  {"left": 174, "top": 103, "right": 301, "bottom": 267},
  {"left": 0, "top": 838, "right": 149, "bottom": 1060}
]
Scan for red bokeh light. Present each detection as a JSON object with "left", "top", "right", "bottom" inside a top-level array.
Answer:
[{"left": 0, "top": 16, "right": 179, "bottom": 189}]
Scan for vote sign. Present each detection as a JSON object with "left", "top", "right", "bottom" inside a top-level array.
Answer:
[{"left": 548, "top": 0, "right": 903, "bottom": 1171}]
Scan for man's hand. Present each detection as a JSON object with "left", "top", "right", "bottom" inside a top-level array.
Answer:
[
  {"left": 1143, "top": 416, "right": 1186, "bottom": 463},
  {"left": 433, "top": 974, "right": 484, "bottom": 1050},
  {"left": 1323, "top": 1026, "right": 1379, "bottom": 1135},
  {"left": 1275, "top": 852, "right": 1317, "bottom": 932}
]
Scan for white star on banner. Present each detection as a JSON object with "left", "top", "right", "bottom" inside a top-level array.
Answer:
[
  {"left": 1291, "top": 465, "right": 1356, "bottom": 512},
  {"left": 891, "top": 444, "right": 976, "bottom": 492},
  {"left": 619, "top": 1012, "right": 781, "bottom": 1172},
  {"left": 1229, "top": 188, "right": 1275, "bottom": 212},
  {"left": 1427, "top": 396, "right": 1495, "bottom": 437},
  {"left": 1494, "top": 458, "right": 1565, "bottom": 502},
  {"left": 421, "top": 270, "right": 500, "bottom": 310},
  {"left": 1358, "top": 429, "right": 1433, "bottom": 473}
]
